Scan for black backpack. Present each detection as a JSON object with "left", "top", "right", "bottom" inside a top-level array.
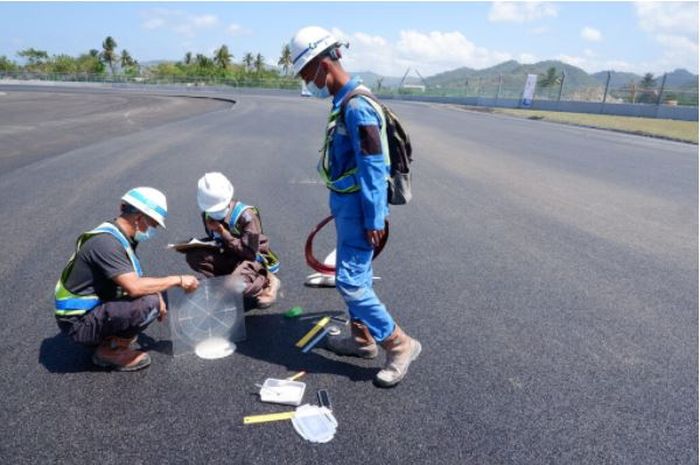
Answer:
[{"left": 340, "top": 87, "right": 413, "bottom": 205}]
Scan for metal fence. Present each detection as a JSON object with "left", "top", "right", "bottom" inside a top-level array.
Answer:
[
  {"left": 374, "top": 73, "right": 698, "bottom": 108},
  {"left": 2, "top": 71, "right": 697, "bottom": 121}
]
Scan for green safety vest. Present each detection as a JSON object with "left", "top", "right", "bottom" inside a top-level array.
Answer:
[
  {"left": 222, "top": 202, "right": 280, "bottom": 274},
  {"left": 318, "top": 86, "right": 390, "bottom": 193},
  {"left": 54, "top": 222, "right": 143, "bottom": 316}
]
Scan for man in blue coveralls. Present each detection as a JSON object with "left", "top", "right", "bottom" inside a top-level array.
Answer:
[{"left": 290, "top": 26, "right": 421, "bottom": 387}]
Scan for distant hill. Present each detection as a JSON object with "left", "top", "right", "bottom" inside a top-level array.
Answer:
[
  {"left": 591, "top": 71, "right": 642, "bottom": 89},
  {"left": 350, "top": 61, "right": 697, "bottom": 95},
  {"left": 350, "top": 70, "right": 422, "bottom": 89},
  {"left": 140, "top": 60, "right": 171, "bottom": 67},
  {"left": 592, "top": 68, "right": 697, "bottom": 89},
  {"left": 424, "top": 66, "right": 477, "bottom": 87},
  {"left": 664, "top": 69, "right": 698, "bottom": 88},
  {"left": 421, "top": 60, "right": 602, "bottom": 90}
]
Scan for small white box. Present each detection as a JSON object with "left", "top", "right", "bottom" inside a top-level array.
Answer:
[{"left": 259, "top": 378, "right": 306, "bottom": 406}]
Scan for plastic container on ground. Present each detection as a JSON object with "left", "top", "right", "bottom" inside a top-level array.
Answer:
[
  {"left": 259, "top": 378, "right": 306, "bottom": 406},
  {"left": 166, "top": 275, "right": 246, "bottom": 359}
]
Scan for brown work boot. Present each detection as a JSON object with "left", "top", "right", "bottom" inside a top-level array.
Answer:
[
  {"left": 92, "top": 336, "right": 151, "bottom": 372},
  {"left": 375, "top": 325, "right": 421, "bottom": 387},
  {"left": 325, "top": 321, "right": 378, "bottom": 359},
  {"left": 257, "top": 273, "right": 281, "bottom": 309}
]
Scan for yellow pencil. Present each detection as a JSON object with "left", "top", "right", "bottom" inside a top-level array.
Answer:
[
  {"left": 243, "top": 411, "right": 296, "bottom": 424},
  {"left": 287, "top": 371, "right": 306, "bottom": 381},
  {"left": 295, "top": 316, "right": 330, "bottom": 348}
]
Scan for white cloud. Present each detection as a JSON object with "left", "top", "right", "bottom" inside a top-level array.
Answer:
[
  {"left": 581, "top": 27, "right": 602, "bottom": 42},
  {"left": 489, "top": 2, "right": 558, "bottom": 23},
  {"left": 655, "top": 34, "right": 698, "bottom": 54},
  {"left": 143, "top": 18, "right": 165, "bottom": 30},
  {"left": 518, "top": 53, "right": 538, "bottom": 64},
  {"left": 636, "top": 2, "right": 698, "bottom": 36},
  {"left": 635, "top": 2, "right": 698, "bottom": 72},
  {"left": 140, "top": 9, "right": 220, "bottom": 38},
  {"left": 529, "top": 26, "right": 549, "bottom": 35},
  {"left": 226, "top": 23, "right": 251, "bottom": 37},
  {"left": 557, "top": 53, "right": 636, "bottom": 73},
  {"left": 192, "top": 15, "right": 217, "bottom": 28},
  {"left": 332, "top": 28, "right": 512, "bottom": 76}
]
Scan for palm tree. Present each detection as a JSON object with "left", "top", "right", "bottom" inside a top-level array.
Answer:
[
  {"left": 195, "top": 54, "right": 213, "bottom": 69},
  {"left": 254, "top": 53, "right": 265, "bottom": 74},
  {"left": 120, "top": 50, "right": 135, "bottom": 68},
  {"left": 277, "top": 44, "right": 292, "bottom": 76},
  {"left": 17, "top": 48, "right": 49, "bottom": 68},
  {"left": 214, "top": 45, "right": 233, "bottom": 70},
  {"left": 243, "top": 52, "right": 254, "bottom": 71},
  {"left": 101, "top": 36, "right": 117, "bottom": 75},
  {"left": 638, "top": 73, "right": 658, "bottom": 104},
  {"left": 183, "top": 52, "right": 193, "bottom": 65},
  {"left": 540, "top": 67, "right": 560, "bottom": 87},
  {"left": 639, "top": 73, "right": 657, "bottom": 89}
]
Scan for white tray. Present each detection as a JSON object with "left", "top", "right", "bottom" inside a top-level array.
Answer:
[{"left": 259, "top": 378, "right": 306, "bottom": 406}]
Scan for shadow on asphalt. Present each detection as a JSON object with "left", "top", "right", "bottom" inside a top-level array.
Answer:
[
  {"left": 38, "top": 333, "right": 98, "bottom": 373},
  {"left": 39, "top": 324, "right": 173, "bottom": 373},
  {"left": 235, "top": 311, "right": 376, "bottom": 382},
  {"left": 39, "top": 311, "right": 376, "bottom": 381}
]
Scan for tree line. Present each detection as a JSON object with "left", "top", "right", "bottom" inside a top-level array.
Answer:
[{"left": 0, "top": 35, "right": 296, "bottom": 83}]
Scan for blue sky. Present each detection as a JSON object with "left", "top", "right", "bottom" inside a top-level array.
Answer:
[{"left": 1, "top": 2, "right": 697, "bottom": 76}]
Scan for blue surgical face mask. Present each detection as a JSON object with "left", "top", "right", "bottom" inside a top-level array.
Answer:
[
  {"left": 306, "top": 62, "right": 330, "bottom": 99},
  {"left": 134, "top": 226, "right": 157, "bottom": 242},
  {"left": 307, "top": 81, "right": 330, "bottom": 99}
]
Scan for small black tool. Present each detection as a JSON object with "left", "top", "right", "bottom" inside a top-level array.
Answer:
[{"left": 317, "top": 389, "right": 332, "bottom": 410}]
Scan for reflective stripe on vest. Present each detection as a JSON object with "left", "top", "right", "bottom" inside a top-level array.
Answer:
[
  {"left": 227, "top": 203, "right": 281, "bottom": 274},
  {"left": 228, "top": 202, "right": 254, "bottom": 236},
  {"left": 318, "top": 87, "right": 390, "bottom": 194},
  {"left": 54, "top": 222, "right": 143, "bottom": 316}
]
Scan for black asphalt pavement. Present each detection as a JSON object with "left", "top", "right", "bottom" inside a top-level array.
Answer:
[{"left": 0, "top": 86, "right": 696, "bottom": 464}]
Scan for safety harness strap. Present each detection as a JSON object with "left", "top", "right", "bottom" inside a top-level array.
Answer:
[{"left": 318, "top": 85, "right": 389, "bottom": 193}]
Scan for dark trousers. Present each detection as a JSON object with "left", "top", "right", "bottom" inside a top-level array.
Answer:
[
  {"left": 55, "top": 294, "right": 161, "bottom": 346},
  {"left": 185, "top": 248, "right": 268, "bottom": 298}
]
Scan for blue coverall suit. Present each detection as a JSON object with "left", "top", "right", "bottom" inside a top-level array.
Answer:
[{"left": 325, "top": 78, "right": 395, "bottom": 342}]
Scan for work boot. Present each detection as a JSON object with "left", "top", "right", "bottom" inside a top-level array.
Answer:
[
  {"left": 325, "top": 321, "right": 378, "bottom": 359},
  {"left": 92, "top": 336, "right": 151, "bottom": 372},
  {"left": 257, "top": 273, "right": 281, "bottom": 309},
  {"left": 375, "top": 325, "right": 421, "bottom": 388}
]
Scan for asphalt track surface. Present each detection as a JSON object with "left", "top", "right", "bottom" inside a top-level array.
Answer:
[{"left": 0, "top": 86, "right": 696, "bottom": 464}]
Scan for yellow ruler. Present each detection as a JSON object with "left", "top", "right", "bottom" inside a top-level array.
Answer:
[
  {"left": 295, "top": 316, "right": 331, "bottom": 348},
  {"left": 243, "top": 411, "right": 296, "bottom": 424}
]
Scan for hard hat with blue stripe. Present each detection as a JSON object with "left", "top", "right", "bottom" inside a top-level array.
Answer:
[
  {"left": 290, "top": 26, "right": 342, "bottom": 77},
  {"left": 121, "top": 187, "right": 168, "bottom": 228}
]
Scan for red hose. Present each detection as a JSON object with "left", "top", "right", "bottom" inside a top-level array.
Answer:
[{"left": 305, "top": 215, "right": 389, "bottom": 274}]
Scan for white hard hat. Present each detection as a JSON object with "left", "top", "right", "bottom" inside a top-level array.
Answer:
[
  {"left": 290, "top": 26, "right": 340, "bottom": 77},
  {"left": 122, "top": 187, "right": 168, "bottom": 228},
  {"left": 197, "top": 172, "right": 234, "bottom": 213}
]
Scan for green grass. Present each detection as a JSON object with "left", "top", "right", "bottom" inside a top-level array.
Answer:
[{"left": 493, "top": 108, "right": 698, "bottom": 144}]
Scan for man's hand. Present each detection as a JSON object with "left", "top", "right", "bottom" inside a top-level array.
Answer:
[
  {"left": 366, "top": 229, "right": 386, "bottom": 248},
  {"left": 158, "top": 293, "right": 168, "bottom": 321},
  {"left": 206, "top": 218, "right": 225, "bottom": 235},
  {"left": 180, "top": 275, "right": 200, "bottom": 293}
]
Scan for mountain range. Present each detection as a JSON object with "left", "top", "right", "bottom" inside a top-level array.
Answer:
[{"left": 352, "top": 60, "right": 698, "bottom": 91}]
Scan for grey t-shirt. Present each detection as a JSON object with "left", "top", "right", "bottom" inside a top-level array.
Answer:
[{"left": 63, "top": 222, "right": 138, "bottom": 300}]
